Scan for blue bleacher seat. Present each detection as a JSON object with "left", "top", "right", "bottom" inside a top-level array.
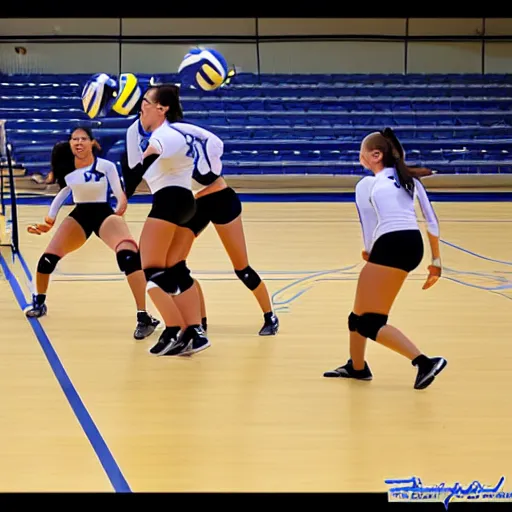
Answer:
[{"left": 2, "top": 72, "right": 512, "bottom": 177}]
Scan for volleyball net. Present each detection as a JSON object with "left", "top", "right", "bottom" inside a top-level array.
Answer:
[{"left": 0, "top": 119, "right": 20, "bottom": 254}]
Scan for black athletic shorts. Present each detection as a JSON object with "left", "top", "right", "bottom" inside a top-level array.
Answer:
[
  {"left": 369, "top": 229, "right": 424, "bottom": 272},
  {"left": 68, "top": 203, "right": 114, "bottom": 238},
  {"left": 182, "top": 186, "right": 242, "bottom": 236},
  {"left": 147, "top": 186, "right": 196, "bottom": 226}
]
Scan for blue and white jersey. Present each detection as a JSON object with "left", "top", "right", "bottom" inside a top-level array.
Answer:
[
  {"left": 355, "top": 167, "right": 440, "bottom": 253},
  {"left": 126, "top": 118, "right": 223, "bottom": 194},
  {"left": 47, "top": 157, "right": 124, "bottom": 219}
]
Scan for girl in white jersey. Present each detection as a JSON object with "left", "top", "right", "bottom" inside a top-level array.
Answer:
[
  {"left": 168, "top": 126, "right": 279, "bottom": 337},
  {"left": 25, "top": 127, "right": 159, "bottom": 340},
  {"left": 324, "top": 128, "right": 447, "bottom": 390},
  {"left": 125, "top": 115, "right": 279, "bottom": 337},
  {"left": 124, "top": 83, "right": 209, "bottom": 357}
]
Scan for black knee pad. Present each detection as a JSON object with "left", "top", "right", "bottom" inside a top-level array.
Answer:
[
  {"left": 235, "top": 265, "right": 261, "bottom": 291},
  {"left": 144, "top": 267, "right": 167, "bottom": 291},
  {"left": 164, "top": 260, "right": 194, "bottom": 295},
  {"left": 116, "top": 249, "right": 141, "bottom": 276},
  {"left": 348, "top": 312, "right": 359, "bottom": 332},
  {"left": 145, "top": 262, "right": 193, "bottom": 295},
  {"left": 37, "top": 253, "right": 61, "bottom": 274},
  {"left": 357, "top": 313, "right": 388, "bottom": 341},
  {"left": 172, "top": 260, "right": 194, "bottom": 294}
]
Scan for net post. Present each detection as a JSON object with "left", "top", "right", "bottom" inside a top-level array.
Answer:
[
  {"left": 0, "top": 119, "right": 5, "bottom": 205},
  {"left": 6, "top": 141, "right": 19, "bottom": 253},
  {"left": 0, "top": 119, "right": 6, "bottom": 247},
  {"left": 0, "top": 120, "right": 19, "bottom": 253}
]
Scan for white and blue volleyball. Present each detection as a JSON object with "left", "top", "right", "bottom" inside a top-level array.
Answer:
[
  {"left": 81, "top": 73, "right": 117, "bottom": 119},
  {"left": 178, "top": 47, "right": 230, "bottom": 91},
  {"left": 111, "top": 73, "right": 142, "bottom": 116}
]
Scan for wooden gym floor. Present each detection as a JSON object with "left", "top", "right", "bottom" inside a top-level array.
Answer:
[{"left": 0, "top": 199, "right": 511, "bottom": 493}]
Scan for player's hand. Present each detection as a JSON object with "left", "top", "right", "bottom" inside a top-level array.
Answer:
[
  {"left": 362, "top": 250, "right": 369, "bottom": 261},
  {"left": 115, "top": 197, "right": 128, "bottom": 216},
  {"left": 422, "top": 258, "right": 442, "bottom": 290},
  {"left": 27, "top": 216, "right": 54, "bottom": 235}
]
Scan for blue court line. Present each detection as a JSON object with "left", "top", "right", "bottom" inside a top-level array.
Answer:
[
  {"left": 5, "top": 190, "right": 512, "bottom": 205},
  {"left": 43, "top": 235, "right": 512, "bottom": 310},
  {"left": 121, "top": 218, "right": 512, "bottom": 225},
  {"left": 440, "top": 239, "right": 512, "bottom": 266},
  {"left": 0, "top": 251, "right": 131, "bottom": 493},
  {"left": 271, "top": 265, "right": 358, "bottom": 308},
  {"left": 443, "top": 266, "right": 512, "bottom": 286},
  {"left": 270, "top": 268, "right": 512, "bottom": 311},
  {"left": 443, "top": 276, "right": 512, "bottom": 302},
  {"left": 268, "top": 237, "right": 512, "bottom": 311}
]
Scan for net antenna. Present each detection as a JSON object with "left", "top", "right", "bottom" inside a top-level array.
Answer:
[{"left": 0, "top": 119, "right": 19, "bottom": 253}]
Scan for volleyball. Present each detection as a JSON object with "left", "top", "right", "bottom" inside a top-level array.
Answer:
[
  {"left": 178, "top": 47, "right": 230, "bottom": 91},
  {"left": 81, "top": 72, "right": 117, "bottom": 119},
  {"left": 111, "top": 73, "right": 142, "bottom": 116}
]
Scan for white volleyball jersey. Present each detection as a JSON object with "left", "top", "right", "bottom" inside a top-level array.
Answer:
[
  {"left": 47, "top": 157, "right": 124, "bottom": 219},
  {"left": 126, "top": 118, "right": 223, "bottom": 193},
  {"left": 355, "top": 167, "right": 439, "bottom": 253}
]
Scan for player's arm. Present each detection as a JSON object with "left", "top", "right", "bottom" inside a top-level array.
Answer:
[
  {"left": 105, "top": 161, "right": 128, "bottom": 215},
  {"left": 28, "top": 186, "right": 71, "bottom": 235},
  {"left": 120, "top": 150, "right": 144, "bottom": 200},
  {"left": 355, "top": 177, "right": 377, "bottom": 261},
  {"left": 142, "top": 129, "right": 183, "bottom": 160},
  {"left": 415, "top": 178, "right": 441, "bottom": 290}
]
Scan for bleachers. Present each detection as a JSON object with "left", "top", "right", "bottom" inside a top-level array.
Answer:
[{"left": 1, "top": 72, "right": 512, "bottom": 177}]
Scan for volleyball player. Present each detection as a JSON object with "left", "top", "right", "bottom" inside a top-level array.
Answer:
[
  {"left": 323, "top": 128, "right": 447, "bottom": 390},
  {"left": 124, "top": 83, "right": 210, "bottom": 357},
  {"left": 25, "top": 126, "right": 160, "bottom": 340},
  {"left": 165, "top": 129, "right": 279, "bottom": 337},
  {"left": 122, "top": 88, "right": 278, "bottom": 345}
]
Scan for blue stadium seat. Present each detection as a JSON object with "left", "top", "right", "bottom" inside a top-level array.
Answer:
[{"left": 2, "top": 72, "right": 512, "bottom": 177}]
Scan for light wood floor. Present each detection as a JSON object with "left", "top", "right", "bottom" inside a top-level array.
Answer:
[{"left": 1, "top": 200, "right": 511, "bottom": 492}]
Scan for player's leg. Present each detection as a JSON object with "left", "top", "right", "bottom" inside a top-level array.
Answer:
[
  {"left": 211, "top": 187, "right": 278, "bottom": 335},
  {"left": 324, "top": 231, "right": 446, "bottom": 389},
  {"left": 98, "top": 212, "right": 160, "bottom": 340},
  {"left": 139, "top": 186, "right": 203, "bottom": 356},
  {"left": 163, "top": 206, "right": 211, "bottom": 355},
  {"left": 25, "top": 215, "right": 88, "bottom": 318}
]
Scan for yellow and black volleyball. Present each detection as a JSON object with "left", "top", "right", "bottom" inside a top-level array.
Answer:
[
  {"left": 81, "top": 73, "right": 117, "bottom": 119},
  {"left": 178, "top": 47, "right": 231, "bottom": 91},
  {"left": 111, "top": 73, "right": 142, "bottom": 116}
]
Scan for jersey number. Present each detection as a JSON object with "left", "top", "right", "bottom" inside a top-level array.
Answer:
[
  {"left": 388, "top": 175, "right": 401, "bottom": 189},
  {"left": 184, "top": 134, "right": 211, "bottom": 175},
  {"left": 84, "top": 169, "right": 105, "bottom": 182}
]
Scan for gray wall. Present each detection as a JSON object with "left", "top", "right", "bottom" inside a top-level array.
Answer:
[{"left": 1, "top": 18, "right": 511, "bottom": 74}]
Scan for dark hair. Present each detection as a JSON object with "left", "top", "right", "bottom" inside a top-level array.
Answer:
[
  {"left": 364, "top": 128, "right": 434, "bottom": 197},
  {"left": 50, "top": 126, "right": 102, "bottom": 189},
  {"left": 149, "top": 83, "right": 183, "bottom": 123},
  {"left": 70, "top": 124, "right": 94, "bottom": 142},
  {"left": 50, "top": 141, "right": 74, "bottom": 189}
]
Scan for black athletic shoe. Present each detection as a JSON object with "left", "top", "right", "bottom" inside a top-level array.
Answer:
[
  {"left": 413, "top": 355, "right": 447, "bottom": 390},
  {"left": 259, "top": 312, "right": 279, "bottom": 335},
  {"left": 323, "top": 359, "right": 373, "bottom": 380},
  {"left": 134, "top": 311, "right": 160, "bottom": 340},
  {"left": 148, "top": 327, "right": 187, "bottom": 356},
  {"left": 25, "top": 294, "right": 47, "bottom": 319},
  {"left": 178, "top": 326, "right": 211, "bottom": 356}
]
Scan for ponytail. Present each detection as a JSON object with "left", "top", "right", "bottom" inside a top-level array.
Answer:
[
  {"left": 380, "top": 127, "right": 435, "bottom": 198},
  {"left": 395, "top": 158, "right": 415, "bottom": 197},
  {"left": 150, "top": 84, "right": 184, "bottom": 123},
  {"left": 381, "top": 127, "right": 404, "bottom": 159}
]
